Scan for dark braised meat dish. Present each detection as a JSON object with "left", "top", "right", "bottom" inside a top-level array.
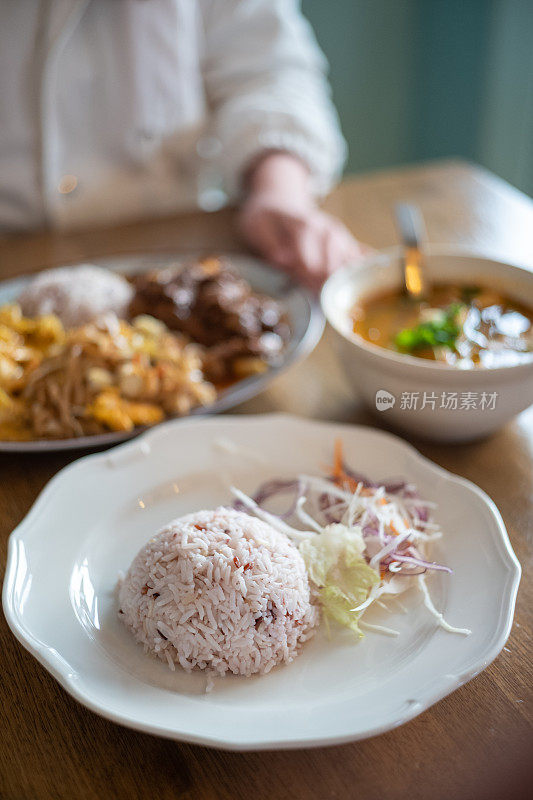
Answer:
[{"left": 129, "top": 257, "right": 289, "bottom": 383}]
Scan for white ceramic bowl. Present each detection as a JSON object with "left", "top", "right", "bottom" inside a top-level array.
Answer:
[{"left": 321, "top": 247, "right": 533, "bottom": 442}]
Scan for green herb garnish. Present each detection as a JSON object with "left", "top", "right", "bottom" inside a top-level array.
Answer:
[{"left": 394, "top": 303, "right": 463, "bottom": 353}]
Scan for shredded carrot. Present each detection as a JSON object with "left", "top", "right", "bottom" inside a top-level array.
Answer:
[
  {"left": 333, "top": 438, "right": 343, "bottom": 480},
  {"left": 390, "top": 521, "right": 399, "bottom": 536},
  {"left": 331, "top": 438, "right": 362, "bottom": 492}
]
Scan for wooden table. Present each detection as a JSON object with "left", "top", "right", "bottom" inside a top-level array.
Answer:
[{"left": 1, "top": 160, "right": 532, "bottom": 800}]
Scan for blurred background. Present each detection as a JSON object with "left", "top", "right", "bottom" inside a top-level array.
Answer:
[{"left": 303, "top": 0, "right": 533, "bottom": 196}]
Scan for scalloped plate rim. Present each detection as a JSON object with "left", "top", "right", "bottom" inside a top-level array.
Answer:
[{"left": 2, "top": 414, "right": 521, "bottom": 749}]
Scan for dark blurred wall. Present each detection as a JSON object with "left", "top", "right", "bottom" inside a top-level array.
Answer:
[
  {"left": 411, "top": 0, "right": 493, "bottom": 165},
  {"left": 303, "top": 0, "right": 533, "bottom": 195},
  {"left": 302, "top": 0, "right": 417, "bottom": 173}
]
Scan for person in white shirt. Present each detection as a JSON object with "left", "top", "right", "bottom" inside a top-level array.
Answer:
[{"left": 1, "top": 0, "right": 363, "bottom": 286}]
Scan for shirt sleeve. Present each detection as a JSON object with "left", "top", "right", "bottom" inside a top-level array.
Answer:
[{"left": 200, "top": 0, "right": 347, "bottom": 200}]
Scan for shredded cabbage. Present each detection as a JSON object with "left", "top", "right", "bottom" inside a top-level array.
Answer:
[
  {"left": 299, "top": 524, "right": 380, "bottom": 636},
  {"left": 230, "top": 441, "right": 470, "bottom": 639}
]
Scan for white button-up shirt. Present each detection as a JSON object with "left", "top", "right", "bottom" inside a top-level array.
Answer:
[{"left": 1, "top": 0, "right": 346, "bottom": 232}]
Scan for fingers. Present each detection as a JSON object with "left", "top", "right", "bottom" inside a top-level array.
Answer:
[
  {"left": 242, "top": 208, "right": 322, "bottom": 287},
  {"left": 322, "top": 219, "right": 373, "bottom": 280},
  {"left": 323, "top": 227, "right": 346, "bottom": 277},
  {"left": 239, "top": 205, "right": 292, "bottom": 268},
  {"left": 291, "top": 224, "right": 324, "bottom": 282},
  {"left": 238, "top": 198, "right": 372, "bottom": 290},
  {"left": 295, "top": 217, "right": 359, "bottom": 288},
  {"left": 263, "top": 217, "right": 362, "bottom": 290}
]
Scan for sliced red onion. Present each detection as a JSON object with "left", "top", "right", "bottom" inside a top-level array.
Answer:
[
  {"left": 362, "top": 511, "right": 379, "bottom": 528},
  {"left": 253, "top": 478, "right": 299, "bottom": 504},
  {"left": 383, "top": 481, "right": 407, "bottom": 494},
  {"left": 362, "top": 525, "right": 380, "bottom": 538},
  {"left": 318, "top": 492, "right": 345, "bottom": 523},
  {"left": 278, "top": 479, "right": 306, "bottom": 519},
  {"left": 412, "top": 505, "right": 429, "bottom": 523},
  {"left": 233, "top": 478, "right": 299, "bottom": 518},
  {"left": 235, "top": 457, "right": 451, "bottom": 576},
  {"left": 342, "top": 462, "right": 408, "bottom": 495},
  {"left": 387, "top": 562, "right": 427, "bottom": 576},
  {"left": 392, "top": 553, "right": 452, "bottom": 573},
  {"left": 363, "top": 537, "right": 387, "bottom": 561}
]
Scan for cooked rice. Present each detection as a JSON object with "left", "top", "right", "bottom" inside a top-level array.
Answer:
[
  {"left": 19, "top": 264, "right": 134, "bottom": 328},
  {"left": 118, "top": 508, "right": 318, "bottom": 681}
]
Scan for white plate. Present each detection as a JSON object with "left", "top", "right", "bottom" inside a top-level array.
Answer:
[
  {"left": 0, "top": 253, "right": 323, "bottom": 452},
  {"left": 2, "top": 414, "right": 520, "bottom": 750}
]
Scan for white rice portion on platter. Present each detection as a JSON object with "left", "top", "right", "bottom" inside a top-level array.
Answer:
[
  {"left": 118, "top": 508, "right": 318, "bottom": 681},
  {"left": 19, "top": 264, "right": 134, "bottom": 327}
]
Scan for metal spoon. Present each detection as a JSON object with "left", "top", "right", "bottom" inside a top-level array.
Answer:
[{"left": 394, "top": 203, "right": 428, "bottom": 300}]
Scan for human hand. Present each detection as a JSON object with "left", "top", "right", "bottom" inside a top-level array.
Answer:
[{"left": 238, "top": 153, "right": 368, "bottom": 289}]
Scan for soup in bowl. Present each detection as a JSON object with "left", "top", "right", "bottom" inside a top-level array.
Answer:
[
  {"left": 352, "top": 284, "right": 532, "bottom": 368},
  {"left": 321, "top": 247, "right": 533, "bottom": 442}
]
